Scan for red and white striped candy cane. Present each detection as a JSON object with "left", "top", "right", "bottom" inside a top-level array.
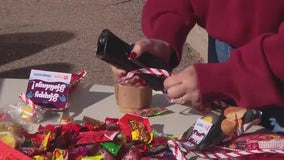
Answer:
[
  {"left": 119, "top": 68, "right": 171, "bottom": 85},
  {"left": 189, "top": 148, "right": 284, "bottom": 159},
  {"left": 168, "top": 139, "right": 284, "bottom": 159},
  {"left": 167, "top": 140, "right": 187, "bottom": 160},
  {"left": 19, "top": 93, "right": 36, "bottom": 109}
]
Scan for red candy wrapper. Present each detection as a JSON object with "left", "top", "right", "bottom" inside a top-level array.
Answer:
[
  {"left": 105, "top": 117, "right": 120, "bottom": 131},
  {"left": 76, "top": 130, "right": 120, "bottom": 144},
  {"left": 69, "top": 70, "right": 87, "bottom": 93},
  {"left": 119, "top": 114, "right": 153, "bottom": 144},
  {"left": 226, "top": 133, "right": 284, "bottom": 151},
  {"left": 3, "top": 114, "right": 175, "bottom": 159},
  {"left": 0, "top": 141, "right": 33, "bottom": 160}
]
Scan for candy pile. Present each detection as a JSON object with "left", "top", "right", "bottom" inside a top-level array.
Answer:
[
  {"left": 0, "top": 113, "right": 177, "bottom": 160},
  {"left": 2, "top": 105, "right": 284, "bottom": 159}
]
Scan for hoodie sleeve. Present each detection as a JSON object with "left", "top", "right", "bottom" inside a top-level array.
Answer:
[
  {"left": 141, "top": 0, "right": 197, "bottom": 67},
  {"left": 194, "top": 22, "right": 284, "bottom": 108}
]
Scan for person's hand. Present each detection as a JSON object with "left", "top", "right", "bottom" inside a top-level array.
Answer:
[
  {"left": 111, "top": 65, "right": 126, "bottom": 82},
  {"left": 164, "top": 66, "right": 201, "bottom": 107},
  {"left": 130, "top": 38, "right": 174, "bottom": 63},
  {"left": 111, "top": 38, "right": 174, "bottom": 82}
]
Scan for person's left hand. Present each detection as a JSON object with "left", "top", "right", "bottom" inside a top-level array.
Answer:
[{"left": 164, "top": 65, "right": 201, "bottom": 107}]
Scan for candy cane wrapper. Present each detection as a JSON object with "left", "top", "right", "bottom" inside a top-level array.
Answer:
[
  {"left": 167, "top": 140, "right": 187, "bottom": 160},
  {"left": 119, "top": 68, "right": 171, "bottom": 87},
  {"left": 169, "top": 133, "right": 284, "bottom": 159},
  {"left": 19, "top": 92, "right": 37, "bottom": 109},
  {"left": 69, "top": 70, "right": 87, "bottom": 93},
  {"left": 168, "top": 139, "right": 284, "bottom": 159}
]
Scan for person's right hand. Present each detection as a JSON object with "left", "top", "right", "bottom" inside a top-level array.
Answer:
[
  {"left": 111, "top": 38, "right": 174, "bottom": 82},
  {"left": 164, "top": 66, "right": 201, "bottom": 108}
]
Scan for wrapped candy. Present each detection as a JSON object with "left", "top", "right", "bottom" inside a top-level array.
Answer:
[
  {"left": 0, "top": 141, "right": 33, "bottom": 160},
  {"left": 3, "top": 114, "right": 176, "bottom": 159},
  {"left": 100, "top": 141, "right": 122, "bottom": 156},
  {"left": 76, "top": 131, "right": 120, "bottom": 145},
  {"left": 134, "top": 107, "right": 169, "bottom": 117},
  {"left": 69, "top": 70, "right": 87, "bottom": 93},
  {"left": 6, "top": 93, "right": 45, "bottom": 124},
  {"left": 52, "top": 148, "right": 68, "bottom": 160},
  {"left": 179, "top": 106, "right": 262, "bottom": 150},
  {"left": 82, "top": 116, "right": 105, "bottom": 130},
  {"left": 0, "top": 120, "right": 25, "bottom": 149},
  {"left": 0, "top": 131, "right": 18, "bottom": 148},
  {"left": 168, "top": 133, "right": 284, "bottom": 159},
  {"left": 119, "top": 114, "right": 153, "bottom": 144},
  {"left": 226, "top": 133, "right": 284, "bottom": 151},
  {"left": 60, "top": 116, "right": 74, "bottom": 125}
]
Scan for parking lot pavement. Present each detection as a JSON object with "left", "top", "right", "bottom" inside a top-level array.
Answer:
[{"left": 0, "top": 0, "right": 204, "bottom": 86}]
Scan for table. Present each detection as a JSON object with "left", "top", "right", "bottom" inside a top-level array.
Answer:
[
  {"left": 0, "top": 78, "right": 204, "bottom": 137},
  {"left": 0, "top": 78, "right": 264, "bottom": 159}
]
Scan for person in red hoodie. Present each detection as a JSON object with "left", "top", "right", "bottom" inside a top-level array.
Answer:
[{"left": 112, "top": 0, "right": 284, "bottom": 129}]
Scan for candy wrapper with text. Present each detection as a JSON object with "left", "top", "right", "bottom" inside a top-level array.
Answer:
[
  {"left": 26, "top": 69, "right": 87, "bottom": 111},
  {"left": 179, "top": 106, "right": 262, "bottom": 150}
]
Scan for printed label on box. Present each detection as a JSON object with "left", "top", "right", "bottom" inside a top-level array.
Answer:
[
  {"left": 26, "top": 69, "right": 72, "bottom": 110},
  {"left": 182, "top": 118, "right": 213, "bottom": 148}
]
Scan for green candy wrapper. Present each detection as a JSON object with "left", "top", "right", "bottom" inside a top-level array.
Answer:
[{"left": 100, "top": 142, "right": 122, "bottom": 156}]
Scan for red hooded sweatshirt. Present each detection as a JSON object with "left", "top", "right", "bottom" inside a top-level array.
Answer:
[{"left": 142, "top": 0, "right": 284, "bottom": 108}]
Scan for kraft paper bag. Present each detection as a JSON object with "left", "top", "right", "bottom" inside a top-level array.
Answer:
[{"left": 114, "top": 84, "right": 152, "bottom": 113}]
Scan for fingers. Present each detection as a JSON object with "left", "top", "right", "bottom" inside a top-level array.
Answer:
[
  {"left": 166, "top": 81, "right": 186, "bottom": 99},
  {"left": 164, "top": 66, "right": 201, "bottom": 107},
  {"left": 164, "top": 72, "right": 186, "bottom": 98},
  {"left": 110, "top": 65, "right": 126, "bottom": 82},
  {"left": 131, "top": 39, "right": 151, "bottom": 57},
  {"left": 131, "top": 38, "right": 173, "bottom": 63},
  {"left": 169, "top": 92, "right": 201, "bottom": 107},
  {"left": 170, "top": 96, "right": 185, "bottom": 105},
  {"left": 164, "top": 74, "right": 182, "bottom": 90}
]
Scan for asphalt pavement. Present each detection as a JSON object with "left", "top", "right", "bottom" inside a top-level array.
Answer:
[{"left": 0, "top": 0, "right": 204, "bottom": 86}]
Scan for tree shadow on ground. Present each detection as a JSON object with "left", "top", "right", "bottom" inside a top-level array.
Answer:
[
  {"left": 0, "top": 31, "right": 75, "bottom": 78},
  {"left": 0, "top": 63, "right": 74, "bottom": 78}
]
